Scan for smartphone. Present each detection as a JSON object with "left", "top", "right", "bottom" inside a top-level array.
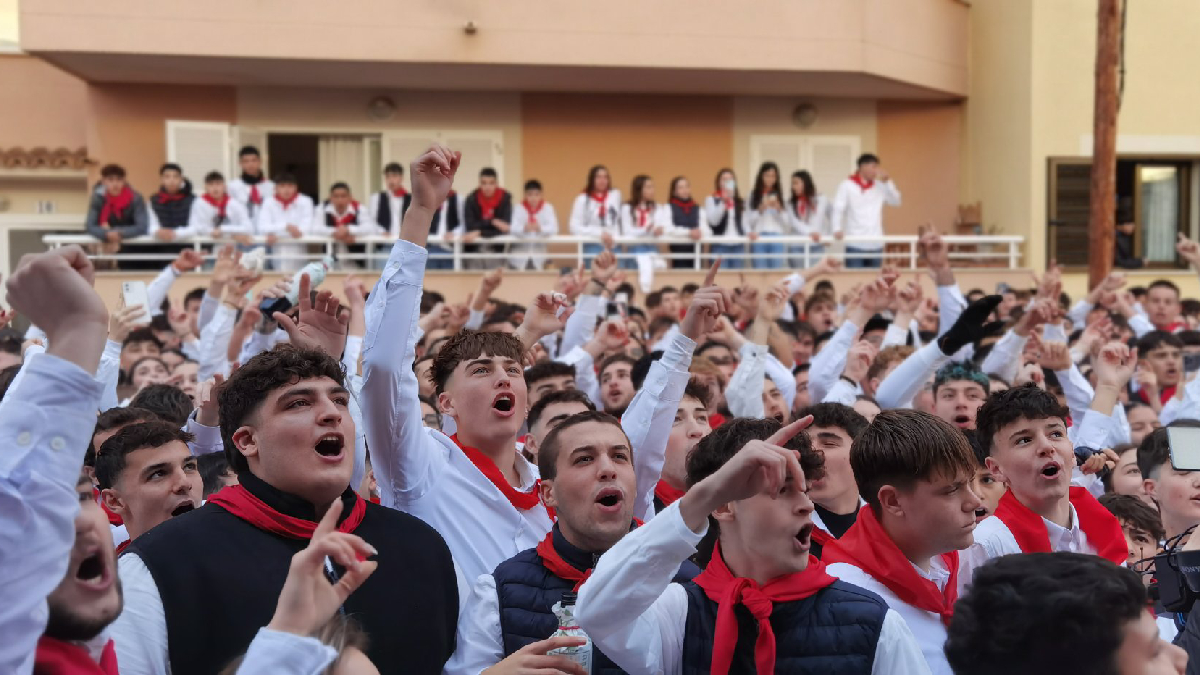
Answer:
[
  {"left": 1167, "top": 426, "right": 1200, "bottom": 471},
  {"left": 121, "top": 281, "right": 151, "bottom": 326},
  {"left": 996, "top": 281, "right": 1011, "bottom": 295},
  {"left": 614, "top": 292, "right": 629, "bottom": 318},
  {"left": 1185, "top": 353, "right": 1200, "bottom": 373}
]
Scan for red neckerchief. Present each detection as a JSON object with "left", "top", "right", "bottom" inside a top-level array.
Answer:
[
  {"left": 208, "top": 484, "right": 366, "bottom": 540},
  {"left": 1160, "top": 320, "right": 1186, "bottom": 333},
  {"left": 156, "top": 190, "right": 186, "bottom": 204},
  {"left": 712, "top": 191, "right": 734, "bottom": 210},
  {"left": 115, "top": 539, "right": 130, "bottom": 556},
  {"left": 671, "top": 197, "right": 696, "bottom": 215},
  {"left": 654, "top": 480, "right": 686, "bottom": 507},
  {"left": 709, "top": 412, "right": 726, "bottom": 428},
  {"left": 241, "top": 173, "right": 264, "bottom": 205},
  {"left": 392, "top": 187, "right": 409, "bottom": 199},
  {"left": 635, "top": 204, "right": 652, "bottom": 231},
  {"left": 249, "top": 185, "right": 261, "bottom": 205},
  {"left": 94, "top": 487, "right": 123, "bottom": 526},
  {"left": 993, "top": 487, "right": 1127, "bottom": 565},
  {"left": 35, "top": 636, "right": 118, "bottom": 675},
  {"left": 477, "top": 188, "right": 506, "bottom": 220},
  {"left": 275, "top": 193, "right": 298, "bottom": 209},
  {"left": 588, "top": 190, "right": 609, "bottom": 219},
  {"left": 523, "top": 200, "right": 544, "bottom": 220},
  {"left": 794, "top": 195, "right": 811, "bottom": 219},
  {"left": 535, "top": 523, "right": 639, "bottom": 591},
  {"left": 331, "top": 202, "right": 359, "bottom": 228},
  {"left": 202, "top": 193, "right": 229, "bottom": 219},
  {"left": 451, "top": 434, "right": 547, "bottom": 513},
  {"left": 98, "top": 186, "right": 133, "bottom": 226},
  {"left": 369, "top": 495, "right": 380, "bottom": 504},
  {"left": 695, "top": 541, "right": 837, "bottom": 675},
  {"left": 1139, "top": 385, "right": 1179, "bottom": 406},
  {"left": 850, "top": 174, "right": 874, "bottom": 192},
  {"left": 821, "top": 506, "right": 958, "bottom": 626}
]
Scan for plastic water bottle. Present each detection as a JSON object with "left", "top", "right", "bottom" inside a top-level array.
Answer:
[
  {"left": 548, "top": 592, "right": 592, "bottom": 674},
  {"left": 260, "top": 256, "right": 334, "bottom": 317}
]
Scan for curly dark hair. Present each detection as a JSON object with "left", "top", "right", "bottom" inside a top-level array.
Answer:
[
  {"left": 129, "top": 383, "right": 194, "bottom": 427},
  {"left": 686, "top": 417, "right": 825, "bottom": 489},
  {"left": 218, "top": 345, "right": 345, "bottom": 475},
  {"left": 974, "top": 383, "right": 1069, "bottom": 456},
  {"left": 945, "top": 552, "right": 1146, "bottom": 675},
  {"left": 429, "top": 331, "right": 525, "bottom": 396}
]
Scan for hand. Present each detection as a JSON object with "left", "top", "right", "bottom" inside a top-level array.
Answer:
[
  {"left": 481, "top": 267, "right": 505, "bottom": 296},
  {"left": 594, "top": 319, "right": 631, "bottom": 352},
  {"left": 679, "top": 261, "right": 729, "bottom": 341},
  {"left": 747, "top": 232, "right": 760, "bottom": 242},
  {"left": 523, "top": 342, "right": 548, "bottom": 368},
  {"left": 734, "top": 286, "right": 760, "bottom": 319},
  {"left": 1135, "top": 364, "right": 1159, "bottom": 398},
  {"left": 842, "top": 340, "right": 878, "bottom": 383},
  {"left": 418, "top": 302, "right": 451, "bottom": 334},
  {"left": 223, "top": 268, "right": 262, "bottom": 308},
  {"left": 105, "top": 230, "right": 121, "bottom": 244},
  {"left": 265, "top": 233, "right": 279, "bottom": 246},
  {"left": 493, "top": 219, "right": 511, "bottom": 234},
  {"left": 155, "top": 229, "right": 177, "bottom": 242},
  {"left": 273, "top": 273, "right": 349, "bottom": 357},
  {"left": 605, "top": 271, "right": 627, "bottom": 296},
  {"left": 195, "top": 373, "right": 224, "bottom": 427},
  {"left": 1178, "top": 233, "right": 1200, "bottom": 268},
  {"left": 1087, "top": 271, "right": 1126, "bottom": 304},
  {"left": 232, "top": 234, "right": 254, "bottom": 246},
  {"left": 165, "top": 306, "right": 192, "bottom": 339},
  {"left": 1093, "top": 342, "right": 1138, "bottom": 390},
  {"left": 807, "top": 256, "right": 842, "bottom": 279},
  {"left": 1080, "top": 448, "right": 1121, "bottom": 476},
  {"left": 938, "top": 295, "right": 1004, "bottom": 356},
  {"left": 591, "top": 250, "right": 619, "bottom": 285},
  {"left": 525, "top": 220, "right": 541, "bottom": 234},
  {"left": 878, "top": 168, "right": 890, "bottom": 182},
  {"left": 894, "top": 278, "right": 923, "bottom": 316},
  {"left": 600, "top": 231, "right": 616, "bottom": 251},
  {"left": 22, "top": 338, "right": 44, "bottom": 356},
  {"left": 109, "top": 304, "right": 147, "bottom": 343},
  {"left": 211, "top": 245, "right": 241, "bottom": 287},
  {"left": 267, "top": 499, "right": 378, "bottom": 637},
  {"left": 919, "top": 225, "right": 951, "bottom": 271},
  {"left": 409, "top": 144, "right": 461, "bottom": 212},
  {"left": 461, "top": 231, "right": 482, "bottom": 244},
  {"left": 1038, "top": 341, "right": 1072, "bottom": 372},
  {"left": 555, "top": 267, "right": 586, "bottom": 302},
  {"left": 515, "top": 292, "right": 574, "bottom": 347},
  {"left": 481, "top": 636, "right": 588, "bottom": 675},
  {"left": 1031, "top": 259, "right": 1063, "bottom": 302},
  {"left": 446, "top": 303, "right": 471, "bottom": 333},
  {"left": 652, "top": 226, "right": 665, "bottom": 236},
  {"left": 811, "top": 232, "right": 821, "bottom": 243},
  {"left": 1014, "top": 298, "right": 1056, "bottom": 337},
  {"left": 332, "top": 227, "right": 356, "bottom": 244},
  {"left": 689, "top": 228, "right": 702, "bottom": 241},
  {"left": 286, "top": 224, "right": 304, "bottom": 239},
  {"left": 833, "top": 230, "right": 845, "bottom": 241},
  {"left": 171, "top": 248, "right": 204, "bottom": 274},
  {"left": 6, "top": 247, "right": 107, "bottom": 371},
  {"left": 1013, "top": 362, "right": 1045, "bottom": 389},
  {"left": 343, "top": 275, "right": 367, "bottom": 309},
  {"left": 758, "top": 284, "right": 789, "bottom": 323},
  {"left": 856, "top": 275, "right": 896, "bottom": 315}
]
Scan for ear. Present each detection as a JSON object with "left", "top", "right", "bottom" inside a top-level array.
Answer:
[
  {"left": 539, "top": 479, "right": 558, "bottom": 510},
  {"left": 231, "top": 426, "right": 259, "bottom": 464},
  {"left": 1143, "top": 476, "right": 1159, "bottom": 500},
  {"left": 83, "top": 465, "right": 97, "bottom": 486},
  {"left": 876, "top": 485, "right": 904, "bottom": 519},
  {"left": 711, "top": 500, "right": 736, "bottom": 525},
  {"left": 100, "top": 488, "right": 126, "bottom": 518},
  {"left": 437, "top": 391, "right": 456, "bottom": 418},
  {"left": 524, "top": 434, "right": 539, "bottom": 457},
  {"left": 985, "top": 456, "right": 1009, "bottom": 485}
]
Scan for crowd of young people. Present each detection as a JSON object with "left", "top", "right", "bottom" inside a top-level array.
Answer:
[
  {"left": 85, "top": 147, "right": 900, "bottom": 271},
  {"left": 10, "top": 142, "right": 1200, "bottom": 674}
]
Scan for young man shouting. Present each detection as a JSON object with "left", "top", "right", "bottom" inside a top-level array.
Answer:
[{"left": 798, "top": 402, "right": 869, "bottom": 548}]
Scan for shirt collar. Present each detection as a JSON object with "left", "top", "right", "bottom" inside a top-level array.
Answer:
[
  {"left": 912, "top": 556, "right": 952, "bottom": 591},
  {"left": 1042, "top": 503, "right": 1082, "bottom": 549}
]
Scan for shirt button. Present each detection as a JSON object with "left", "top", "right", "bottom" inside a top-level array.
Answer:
[
  {"left": 51, "top": 437, "right": 66, "bottom": 451},
  {"left": 16, "top": 431, "right": 31, "bottom": 446}
]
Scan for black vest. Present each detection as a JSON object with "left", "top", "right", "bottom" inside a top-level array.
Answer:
[
  {"left": 323, "top": 202, "right": 360, "bottom": 229},
  {"left": 670, "top": 200, "right": 701, "bottom": 230},
  {"left": 710, "top": 199, "right": 744, "bottom": 236},
  {"left": 375, "top": 191, "right": 412, "bottom": 231},
  {"left": 149, "top": 188, "right": 194, "bottom": 229},
  {"left": 492, "top": 524, "right": 699, "bottom": 675},
  {"left": 432, "top": 193, "right": 460, "bottom": 236},
  {"left": 124, "top": 473, "right": 458, "bottom": 675},
  {"left": 680, "top": 579, "right": 888, "bottom": 675}
]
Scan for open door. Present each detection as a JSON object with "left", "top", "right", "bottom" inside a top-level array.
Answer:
[{"left": 232, "top": 126, "right": 269, "bottom": 178}]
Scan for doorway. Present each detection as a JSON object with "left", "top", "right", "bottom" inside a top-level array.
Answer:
[{"left": 267, "top": 134, "right": 320, "bottom": 200}]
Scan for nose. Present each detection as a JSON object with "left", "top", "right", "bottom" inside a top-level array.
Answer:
[
  {"left": 962, "top": 483, "right": 983, "bottom": 513},
  {"left": 172, "top": 469, "right": 193, "bottom": 495},
  {"left": 316, "top": 396, "right": 343, "bottom": 426},
  {"left": 688, "top": 420, "right": 707, "bottom": 439},
  {"left": 795, "top": 488, "right": 814, "bottom": 514},
  {"left": 595, "top": 453, "right": 618, "bottom": 480}
]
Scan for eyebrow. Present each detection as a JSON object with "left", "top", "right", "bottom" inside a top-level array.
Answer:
[
  {"left": 816, "top": 432, "right": 842, "bottom": 441},
  {"left": 280, "top": 385, "right": 350, "bottom": 400},
  {"left": 140, "top": 461, "right": 172, "bottom": 480}
]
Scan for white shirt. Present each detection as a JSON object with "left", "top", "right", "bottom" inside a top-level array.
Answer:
[
  {"left": 184, "top": 196, "right": 253, "bottom": 237},
  {"left": 236, "top": 627, "right": 337, "bottom": 675},
  {"left": 620, "top": 203, "right": 672, "bottom": 239},
  {"left": 0, "top": 354, "right": 106, "bottom": 675},
  {"left": 703, "top": 195, "right": 745, "bottom": 240},
  {"left": 788, "top": 194, "right": 830, "bottom": 237},
  {"left": 575, "top": 501, "right": 931, "bottom": 675},
  {"left": 958, "top": 504, "right": 1097, "bottom": 594},
  {"left": 227, "top": 178, "right": 275, "bottom": 226},
  {"left": 361, "top": 240, "right": 690, "bottom": 582},
  {"left": 569, "top": 191, "right": 622, "bottom": 236},
  {"left": 259, "top": 194, "right": 317, "bottom": 272},
  {"left": 874, "top": 342, "right": 951, "bottom": 410},
  {"left": 368, "top": 191, "right": 410, "bottom": 238},
  {"left": 311, "top": 200, "right": 380, "bottom": 235},
  {"left": 831, "top": 177, "right": 901, "bottom": 246},
  {"left": 744, "top": 197, "right": 789, "bottom": 235},
  {"left": 827, "top": 559, "right": 954, "bottom": 675},
  {"left": 509, "top": 202, "right": 559, "bottom": 269}
]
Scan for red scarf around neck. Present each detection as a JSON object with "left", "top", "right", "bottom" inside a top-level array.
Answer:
[
  {"left": 654, "top": 480, "right": 686, "bottom": 508},
  {"left": 35, "top": 636, "right": 118, "bottom": 675},
  {"left": 451, "top": 434, "right": 546, "bottom": 513},
  {"left": 536, "top": 532, "right": 592, "bottom": 590},
  {"left": 794, "top": 195, "right": 812, "bottom": 219},
  {"left": 850, "top": 174, "right": 874, "bottom": 192},
  {"left": 156, "top": 190, "right": 186, "bottom": 205},
  {"left": 1139, "top": 384, "right": 1179, "bottom": 406},
  {"left": 275, "top": 193, "right": 299, "bottom": 209},
  {"left": 331, "top": 202, "right": 359, "bottom": 228},
  {"left": 694, "top": 541, "right": 837, "bottom": 675},
  {"left": 821, "top": 506, "right": 958, "bottom": 625},
  {"left": 634, "top": 204, "right": 652, "bottom": 231},
  {"left": 477, "top": 188, "right": 505, "bottom": 220},
  {"left": 392, "top": 187, "right": 409, "bottom": 199},
  {"left": 202, "top": 193, "right": 229, "bottom": 218},
  {"left": 993, "top": 487, "right": 1127, "bottom": 565},
  {"left": 98, "top": 186, "right": 133, "bottom": 226},
  {"left": 94, "top": 488, "right": 123, "bottom": 526},
  {"left": 713, "top": 191, "right": 734, "bottom": 210},
  {"left": 208, "top": 484, "right": 366, "bottom": 540},
  {"left": 588, "top": 190, "right": 609, "bottom": 219},
  {"left": 670, "top": 197, "right": 696, "bottom": 215},
  {"left": 248, "top": 184, "right": 262, "bottom": 205},
  {"left": 523, "top": 200, "right": 544, "bottom": 219}
]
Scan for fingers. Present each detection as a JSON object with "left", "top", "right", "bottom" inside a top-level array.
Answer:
[
  {"left": 767, "top": 415, "right": 813, "bottom": 446},
  {"left": 53, "top": 245, "right": 96, "bottom": 285},
  {"left": 272, "top": 311, "right": 299, "bottom": 338},
  {"left": 312, "top": 497, "right": 344, "bottom": 540},
  {"left": 703, "top": 257, "right": 722, "bottom": 287},
  {"left": 298, "top": 274, "right": 313, "bottom": 311},
  {"left": 518, "top": 635, "right": 589, "bottom": 656}
]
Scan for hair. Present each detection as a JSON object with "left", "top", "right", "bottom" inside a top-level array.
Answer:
[
  {"left": 960, "top": 428, "right": 988, "bottom": 468},
  {"left": 383, "top": 162, "right": 404, "bottom": 175},
  {"left": 648, "top": 315, "right": 676, "bottom": 338},
  {"left": 95, "top": 421, "right": 195, "bottom": 490},
  {"left": 537, "top": 410, "right": 627, "bottom": 481},
  {"left": 682, "top": 377, "right": 713, "bottom": 411},
  {"left": 527, "top": 389, "right": 597, "bottom": 431},
  {"left": 627, "top": 174, "right": 653, "bottom": 206},
  {"left": 1099, "top": 493, "right": 1165, "bottom": 543},
  {"left": 857, "top": 153, "right": 881, "bottom": 167},
  {"left": 197, "top": 452, "right": 232, "bottom": 498},
  {"left": 933, "top": 361, "right": 990, "bottom": 395},
  {"left": 429, "top": 331, "right": 525, "bottom": 397},
  {"left": 862, "top": 314, "right": 891, "bottom": 335},
  {"left": 687, "top": 417, "right": 825, "bottom": 490},
  {"left": 523, "top": 360, "right": 575, "bottom": 389},
  {"left": 420, "top": 290, "right": 445, "bottom": 315},
  {"left": 749, "top": 162, "right": 784, "bottom": 210},
  {"left": 1137, "top": 330, "right": 1183, "bottom": 355},
  {"left": 944, "top": 552, "right": 1147, "bottom": 675},
  {"left": 796, "top": 402, "right": 869, "bottom": 441},
  {"left": 479, "top": 167, "right": 498, "bottom": 179},
  {"left": 204, "top": 171, "right": 224, "bottom": 184},
  {"left": 89, "top": 407, "right": 160, "bottom": 466},
  {"left": 329, "top": 182, "right": 350, "bottom": 194},
  {"left": 669, "top": 176, "right": 689, "bottom": 201},
  {"left": 220, "top": 614, "right": 369, "bottom": 675},
  {"left": 100, "top": 164, "right": 126, "bottom": 179},
  {"left": 1178, "top": 329, "right": 1200, "bottom": 347},
  {"left": 129, "top": 384, "right": 194, "bottom": 427},
  {"left": 598, "top": 353, "right": 637, "bottom": 381},
  {"left": 218, "top": 345, "right": 346, "bottom": 475},
  {"left": 630, "top": 351, "right": 662, "bottom": 391},
  {"left": 851, "top": 410, "right": 977, "bottom": 511},
  {"left": 183, "top": 287, "right": 206, "bottom": 307},
  {"left": 803, "top": 292, "right": 837, "bottom": 315},
  {"left": 867, "top": 346, "right": 914, "bottom": 382},
  {"left": 238, "top": 146, "right": 261, "bottom": 159},
  {"left": 688, "top": 356, "right": 728, "bottom": 390},
  {"left": 975, "top": 384, "right": 1069, "bottom": 456},
  {"left": 273, "top": 172, "right": 298, "bottom": 186},
  {"left": 122, "top": 327, "right": 163, "bottom": 351},
  {"left": 1183, "top": 301, "right": 1200, "bottom": 319},
  {"left": 644, "top": 291, "right": 663, "bottom": 310},
  {"left": 1147, "top": 279, "right": 1181, "bottom": 298},
  {"left": 159, "top": 162, "right": 182, "bottom": 176},
  {"left": 584, "top": 165, "right": 610, "bottom": 194},
  {"left": 0, "top": 364, "right": 19, "bottom": 401},
  {"left": 712, "top": 168, "right": 744, "bottom": 209},
  {"left": 681, "top": 282, "right": 700, "bottom": 296},
  {"left": 515, "top": 177, "right": 541, "bottom": 192},
  {"left": 695, "top": 341, "right": 733, "bottom": 360},
  {"left": 789, "top": 170, "right": 816, "bottom": 206},
  {"left": 1134, "top": 421, "right": 1200, "bottom": 480}
]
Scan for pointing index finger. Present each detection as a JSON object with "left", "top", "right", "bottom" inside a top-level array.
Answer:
[
  {"left": 703, "top": 258, "right": 722, "bottom": 288},
  {"left": 313, "top": 498, "right": 344, "bottom": 541},
  {"left": 766, "top": 415, "right": 813, "bottom": 446}
]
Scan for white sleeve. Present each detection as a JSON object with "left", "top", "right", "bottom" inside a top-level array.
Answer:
[
  {"left": 764, "top": 353, "right": 797, "bottom": 412},
  {"left": 464, "top": 309, "right": 486, "bottom": 331},
  {"left": 510, "top": 204, "right": 528, "bottom": 236},
  {"left": 196, "top": 303, "right": 237, "bottom": 383},
  {"left": 223, "top": 202, "right": 254, "bottom": 234},
  {"left": 1067, "top": 300, "right": 1094, "bottom": 329},
  {"left": 110, "top": 553, "right": 170, "bottom": 675},
  {"left": 620, "top": 333, "right": 695, "bottom": 523},
  {"left": 256, "top": 203, "right": 284, "bottom": 235},
  {"left": 869, "top": 610, "right": 932, "bottom": 675},
  {"left": 185, "top": 415, "right": 224, "bottom": 456},
  {"left": 238, "top": 329, "right": 279, "bottom": 367},
  {"left": 569, "top": 195, "right": 596, "bottom": 236},
  {"left": 96, "top": 339, "right": 123, "bottom": 412},
  {"left": 558, "top": 346, "right": 602, "bottom": 410},
  {"left": 830, "top": 182, "right": 850, "bottom": 234},
  {"left": 560, "top": 294, "right": 603, "bottom": 358},
  {"left": 980, "top": 330, "right": 1028, "bottom": 383},
  {"left": 1129, "top": 313, "right": 1156, "bottom": 339},
  {"left": 880, "top": 322, "right": 909, "bottom": 350},
  {"left": 726, "top": 342, "right": 767, "bottom": 418},
  {"left": 875, "top": 342, "right": 949, "bottom": 410},
  {"left": 783, "top": 272, "right": 807, "bottom": 297},
  {"left": 197, "top": 292, "right": 220, "bottom": 334},
  {"left": 235, "top": 628, "right": 337, "bottom": 675},
  {"left": 0, "top": 355, "right": 106, "bottom": 675},
  {"left": 882, "top": 180, "right": 902, "bottom": 207},
  {"left": 183, "top": 199, "right": 208, "bottom": 237},
  {"left": 441, "top": 575, "right": 504, "bottom": 675},
  {"left": 937, "top": 285, "right": 968, "bottom": 338},
  {"left": 1054, "top": 364, "right": 1097, "bottom": 427},
  {"left": 808, "top": 320, "right": 860, "bottom": 403},
  {"left": 822, "top": 378, "right": 858, "bottom": 407},
  {"left": 362, "top": 241, "right": 447, "bottom": 505},
  {"left": 146, "top": 264, "right": 181, "bottom": 318},
  {"left": 1160, "top": 373, "right": 1200, "bottom": 426},
  {"left": 1072, "top": 409, "right": 1116, "bottom": 451},
  {"left": 576, "top": 501, "right": 699, "bottom": 675}
]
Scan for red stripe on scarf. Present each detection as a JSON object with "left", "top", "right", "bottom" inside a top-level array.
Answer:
[
  {"left": 99, "top": 186, "right": 133, "bottom": 227},
  {"left": 156, "top": 190, "right": 186, "bottom": 204},
  {"left": 392, "top": 188, "right": 409, "bottom": 198},
  {"left": 522, "top": 200, "right": 544, "bottom": 219},
  {"left": 94, "top": 488, "right": 123, "bottom": 526},
  {"left": 536, "top": 533, "right": 593, "bottom": 590},
  {"left": 208, "top": 484, "right": 366, "bottom": 540},
  {"left": 477, "top": 188, "right": 506, "bottom": 221},
  {"left": 670, "top": 197, "right": 696, "bottom": 215},
  {"left": 35, "top": 637, "right": 119, "bottom": 675},
  {"left": 202, "top": 193, "right": 229, "bottom": 219},
  {"left": 332, "top": 202, "right": 360, "bottom": 228},
  {"left": 712, "top": 192, "right": 734, "bottom": 211},
  {"left": 821, "top": 506, "right": 958, "bottom": 625},
  {"left": 794, "top": 195, "right": 811, "bottom": 219},
  {"left": 654, "top": 480, "right": 686, "bottom": 508},
  {"left": 850, "top": 174, "right": 874, "bottom": 192},
  {"left": 275, "top": 193, "right": 298, "bottom": 209},
  {"left": 1139, "top": 385, "right": 1179, "bottom": 406},
  {"left": 993, "top": 487, "right": 1127, "bottom": 565},
  {"left": 115, "top": 539, "right": 130, "bottom": 556},
  {"left": 451, "top": 434, "right": 547, "bottom": 514},
  {"left": 694, "top": 541, "right": 837, "bottom": 675},
  {"left": 587, "top": 191, "right": 609, "bottom": 219},
  {"left": 249, "top": 184, "right": 261, "bottom": 205}
]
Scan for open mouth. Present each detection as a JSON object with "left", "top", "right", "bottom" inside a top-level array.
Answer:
[
  {"left": 974, "top": 507, "right": 989, "bottom": 521},
  {"left": 795, "top": 523, "right": 814, "bottom": 548},
  {"left": 77, "top": 551, "right": 104, "bottom": 582},
  {"left": 493, "top": 393, "right": 516, "bottom": 413},
  {"left": 953, "top": 415, "right": 972, "bottom": 427},
  {"left": 595, "top": 487, "right": 624, "bottom": 512},
  {"left": 170, "top": 501, "right": 196, "bottom": 518},
  {"left": 1040, "top": 462, "right": 1062, "bottom": 478},
  {"left": 315, "top": 434, "right": 345, "bottom": 457}
]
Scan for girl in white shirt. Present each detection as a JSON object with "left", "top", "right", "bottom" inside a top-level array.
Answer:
[
  {"left": 788, "top": 169, "right": 830, "bottom": 269},
  {"left": 620, "top": 175, "right": 671, "bottom": 268},
  {"left": 667, "top": 176, "right": 709, "bottom": 269},
  {"left": 746, "top": 162, "right": 789, "bottom": 270},
  {"left": 569, "top": 165, "right": 622, "bottom": 266},
  {"left": 703, "top": 168, "right": 747, "bottom": 270}
]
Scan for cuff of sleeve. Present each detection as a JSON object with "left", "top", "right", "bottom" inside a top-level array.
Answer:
[
  {"left": 577, "top": 294, "right": 606, "bottom": 315},
  {"left": 784, "top": 273, "right": 806, "bottom": 297},
  {"left": 382, "top": 239, "right": 429, "bottom": 285},
  {"left": 660, "top": 333, "right": 697, "bottom": 371},
  {"left": 103, "top": 339, "right": 122, "bottom": 360},
  {"left": 185, "top": 416, "right": 224, "bottom": 454},
  {"left": 240, "top": 628, "right": 338, "bottom": 674},
  {"left": 664, "top": 499, "right": 708, "bottom": 543}
]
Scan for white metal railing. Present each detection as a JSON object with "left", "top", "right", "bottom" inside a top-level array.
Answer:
[{"left": 39, "top": 233, "right": 1025, "bottom": 271}]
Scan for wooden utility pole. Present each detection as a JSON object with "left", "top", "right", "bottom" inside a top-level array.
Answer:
[{"left": 1088, "top": 0, "right": 1121, "bottom": 287}]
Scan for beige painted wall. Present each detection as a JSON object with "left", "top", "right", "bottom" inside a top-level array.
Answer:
[
  {"left": 0, "top": 54, "right": 86, "bottom": 149},
  {"left": 0, "top": 178, "right": 87, "bottom": 214},
  {"left": 877, "top": 100, "right": 964, "bottom": 237}
]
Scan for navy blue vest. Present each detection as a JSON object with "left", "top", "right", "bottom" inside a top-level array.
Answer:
[
  {"left": 680, "top": 579, "right": 888, "bottom": 675},
  {"left": 493, "top": 524, "right": 699, "bottom": 675}
]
